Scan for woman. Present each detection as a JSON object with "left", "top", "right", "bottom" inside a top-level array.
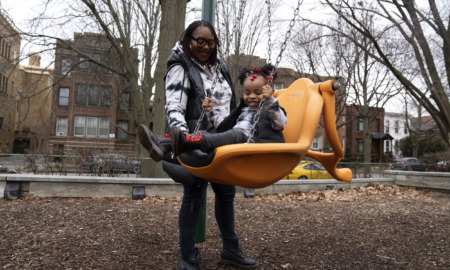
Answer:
[{"left": 162, "top": 20, "right": 257, "bottom": 270}]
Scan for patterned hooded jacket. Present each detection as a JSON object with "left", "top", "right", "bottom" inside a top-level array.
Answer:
[{"left": 164, "top": 42, "right": 236, "bottom": 133}]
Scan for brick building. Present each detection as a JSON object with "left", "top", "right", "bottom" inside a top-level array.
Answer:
[
  {"left": 0, "top": 10, "right": 20, "bottom": 153},
  {"left": 344, "top": 105, "right": 393, "bottom": 162},
  {"left": 49, "top": 32, "right": 138, "bottom": 157},
  {"left": 13, "top": 53, "right": 53, "bottom": 153}
]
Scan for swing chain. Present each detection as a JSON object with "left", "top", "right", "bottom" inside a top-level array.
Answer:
[
  {"left": 194, "top": 0, "right": 246, "bottom": 133},
  {"left": 335, "top": 0, "right": 343, "bottom": 80},
  {"left": 247, "top": 0, "right": 302, "bottom": 143},
  {"left": 194, "top": 61, "right": 222, "bottom": 132},
  {"left": 267, "top": 0, "right": 272, "bottom": 64}
]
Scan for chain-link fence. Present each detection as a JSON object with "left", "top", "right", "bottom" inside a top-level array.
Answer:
[
  {"left": 337, "top": 162, "right": 393, "bottom": 178},
  {"left": 1, "top": 153, "right": 446, "bottom": 178},
  {"left": 0, "top": 153, "right": 146, "bottom": 177}
]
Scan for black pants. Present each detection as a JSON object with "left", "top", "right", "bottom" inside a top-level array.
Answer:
[
  {"left": 179, "top": 179, "right": 237, "bottom": 259},
  {"left": 200, "top": 129, "right": 247, "bottom": 152}
]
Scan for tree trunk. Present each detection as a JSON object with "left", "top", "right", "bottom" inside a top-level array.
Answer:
[{"left": 142, "top": 0, "right": 188, "bottom": 178}]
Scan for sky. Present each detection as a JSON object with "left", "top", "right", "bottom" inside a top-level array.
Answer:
[
  {"left": 0, "top": 0, "right": 316, "bottom": 66},
  {"left": 0, "top": 0, "right": 413, "bottom": 113}
]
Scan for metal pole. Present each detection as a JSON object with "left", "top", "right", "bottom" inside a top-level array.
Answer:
[
  {"left": 202, "top": 0, "right": 216, "bottom": 25},
  {"left": 195, "top": 0, "right": 216, "bottom": 245}
]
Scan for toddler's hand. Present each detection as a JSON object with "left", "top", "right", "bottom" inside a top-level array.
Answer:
[
  {"left": 262, "top": 85, "right": 274, "bottom": 100},
  {"left": 202, "top": 97, "right": 213, "bottom": 112}
]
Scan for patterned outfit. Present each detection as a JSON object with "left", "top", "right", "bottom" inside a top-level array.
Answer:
[
  {"left": 162, "top": 41, "right": 239, "bottom": 263},
  {"left": 165, "top": 42, "right": 234, "bottom": 132}
]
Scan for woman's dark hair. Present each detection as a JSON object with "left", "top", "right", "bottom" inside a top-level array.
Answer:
[
  {"left": 238, "top": 64, "right": 278, "bottom": 85},
  {"left": 181, "top": 20, "right": 219, "bottom": 65}
]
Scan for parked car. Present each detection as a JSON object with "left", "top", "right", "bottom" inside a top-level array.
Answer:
[
  {"left": 282, "top": 161, "right": 333, "bottom": 180},
  {"left": 0, "top": 165, "right": 8, "bottom": 173},
  {"left": 392, "top": 157, "right": 428, "bottom": 171},
  {"left": 0, "top": 165, "right": 16, "bottom": 174},
  {"left": 82, "top": 153, "right": 141, "bottom": 174},
  {"left": 436, "top": 161, "right": 449, "bottom": 172}
]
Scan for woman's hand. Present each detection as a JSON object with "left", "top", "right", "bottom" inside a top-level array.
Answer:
[
  {"left": 202, "top": 97, "right": 213, "bottom": 112},
  {"left": 262, "top": 85, "right": 274, "bottom": 100}
]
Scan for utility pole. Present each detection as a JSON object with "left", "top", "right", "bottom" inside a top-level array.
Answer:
[
  {"left": 202, "top": 0, "right": 215, "bottom": 25},
  {"left": 196, "top": 0, "right": 216, "bottom": 245}
]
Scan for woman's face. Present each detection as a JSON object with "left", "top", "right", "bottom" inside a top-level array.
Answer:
[
  {"left": 189, "top": 26, "right": 216, "bottom": 64},
  {"left": 242, "top": 76, "right": 265, "bottom": 109}
]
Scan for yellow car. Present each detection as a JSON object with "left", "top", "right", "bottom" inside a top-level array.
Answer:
[{"left": 282, "top": 161, "right": 333, "bottom": 180}]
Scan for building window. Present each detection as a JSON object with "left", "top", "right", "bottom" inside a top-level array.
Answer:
[
  {"left": 79, "top": 54, "right": 110, "bottom": 73},
  {"left": 375, "top": 119, "right": 380, "bottom": 132},
  {"left": 385, "top": 120, "right": 390, "bottom": 133},
  {"left": 86, "top": 117, "right": 99, "bottom": 137},
  {"left": 312, "top": 136, "right": 319, "bottom": 149},
  {"left": 356, "top": 117, "right": 364, "bottom": 131},
  {"left": 79, "top": 57, "right": 90, "bottom": 72},
  {"left": 74, "top": 116, "right": 109, "bottom": 138},
  {"left": 274, "top": 83, "right": 284, "bottom": 90},
  {"left": 1, "top": 39, "right": 11, "bottom": 59},
  {"left": 394, "top": 140, "right": 399, "bottom": 155},
  {"left": 356, "top": 139, "right": 364, "bottom": 153},
  {"left": 385, "top": 140, "right": 390, "bottom": 153},
  {"left": 0, "top": 73, "right": 8, "bottom": 94},
  {"left": 394, "top": 121, "right": 399, "bottom": 134},
  {"left": 120, "top": 93, "right": 130, "bottom": 111},
  {"left": 58, "top": 87, "right": 70, "bottom": 106},
  {"left": 98, "top": 118, "right": 109, "bottom": 137},
  {"left": 56, "top": 117, "right": 68, "bottom": 136},
  {"left": 61, "top": 58, "right": 71, "bottom": 76},
  {"left": 117, "top": 121, "right": 129, "bottom": 140},
  {"left": 76, "top": 84, "right": 111, "bottom": 106},
  {"left": 404, "top": 123, "right": 408, "bottom": 134}
]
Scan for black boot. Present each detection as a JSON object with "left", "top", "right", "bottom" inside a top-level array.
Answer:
[
  {"left": 137, "top": 124, "right": 171, "bottom": 162},
  {"left": 171, "top": 126, "right": 246, "bottom": 156},
  {"left": 219, "top": 239, "right": 257, "bottom": 269},
  {"left": 170, "top": 126, "right": 203, "bottom": 156},
  {"left": 179, "top": 247, "right": 200, "bottom": 270}
]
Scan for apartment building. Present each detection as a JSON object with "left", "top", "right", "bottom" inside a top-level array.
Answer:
[
  {"left": 49, "top": 32, "right": 137, "bottom": 156},
  {"left": 0, "top": 10, "right": 20, "bottom": 153},
  {"left": 13, "top": 53, "right": 53, "bottom": 153},
  {"left": 0, "top": 11, "right": 54, "bottom": 154},
  {"left": 384, "top": 112, "right": 409, "bottom": 158},
  {"left": 344, "top": 105, "right": 394, "bottom": 162}
]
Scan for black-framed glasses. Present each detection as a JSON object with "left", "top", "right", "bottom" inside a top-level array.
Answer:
[{"left": 190, "top": 36, "right": 218, "bottom": 48}]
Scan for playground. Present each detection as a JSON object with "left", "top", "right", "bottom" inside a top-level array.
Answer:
[{"left": 1, "top": 184, "right": 449, "bottom": 269}]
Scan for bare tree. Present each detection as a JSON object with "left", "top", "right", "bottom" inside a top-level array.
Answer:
[
  {"left": 322, "top": 0, "right": 450, "bottom": 146},
  {"left": 405, "top": 94, "right": 439, "bottom": 157},
  {"left": 215, "top": 0, "right": 279, "bottom": 97},
  {"left": 149, "top": 0, "right": 189, "bottom": 177}
]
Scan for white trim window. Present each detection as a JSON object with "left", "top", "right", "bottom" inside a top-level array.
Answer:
[
  {"left": 98, "top": 118, "right": 109, "bottom": 137},
  {"left": 56, "top": 117, "right": 68, "bottom": 136},
  {"left": 274, "top": 83, "right": 284, "bottom": 90},
  {"left": 357, "top": 138, "right": 364, "bottom": 153},
  {"left": 86, "top": 117, "right": 98, "bottom": 137},
  {"left": 58, "top": 87, "right": 70, "bottom": 106},
  {"left": 356, "top": 117, "right": 364, "bottom": 131},
  {"left": 61, "top": 58, "right": 71, "bottom": 76},
  {"left": 312, "top": 136, "right": 319, "bottom": 149},
  {"left": 74, "top": 116, "right": 109, "bottom": 138}
]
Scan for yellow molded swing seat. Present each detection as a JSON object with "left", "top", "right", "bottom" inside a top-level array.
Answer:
[{"left": 178, "top": 78, "right": 352, "bottom": 188}]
